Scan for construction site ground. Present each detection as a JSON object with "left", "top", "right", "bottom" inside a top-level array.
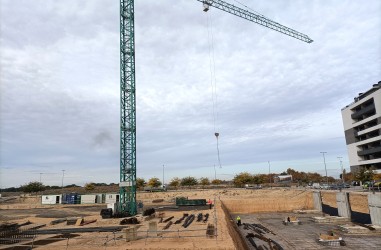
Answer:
[
  {"left": 1, "top": 188, "right": 380, "bottom": 249},
  {"left": 236, "top": 212, "right": 381, "bottom": 249}
]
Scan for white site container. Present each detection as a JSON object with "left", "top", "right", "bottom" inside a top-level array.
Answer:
[
  {"left": 95, "top": 194, "right": 105, "bottom": 203},
  {"left": 107, "top": 202, "right": 119, "bottom": 214},
  {"left": 41, "top": 195, "right": 61, "bottom": 205},
  {"left": 81, "top": 194, "right": 97, "bottom": 204},
  {"left": 105, "top": 193, "right": 120, "bottom": 204}
]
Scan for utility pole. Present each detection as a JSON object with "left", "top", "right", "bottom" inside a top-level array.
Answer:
[
  {"left": 61, "top": 170, "right": 65, "bottom": 190},
  {"left": 268, "top": 161, "right": 272, "bottom": 189},
  {"left": 39, "top": 173, "right": 43, "bottom": 183},
  {"left": 320, "top": 152, "right": 328, "bottom": 186},
  {"left": 338, "top": 157, "right": 344, "bottom": 183}
]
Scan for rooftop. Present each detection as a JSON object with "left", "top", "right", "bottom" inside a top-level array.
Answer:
[{"left": 342, "top": 81, "right": 381, "bottom": 110}]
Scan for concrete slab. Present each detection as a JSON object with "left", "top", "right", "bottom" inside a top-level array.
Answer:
[
  {"left": 235, "top": 212, "right": 381, "bottom": 250},
  {"left": 313, "top": 216, "right": 350, "bottom": 223}
]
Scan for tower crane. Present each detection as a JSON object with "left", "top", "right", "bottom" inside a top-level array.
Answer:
[{"left": 119, "top": 0, "right": 313, "bottom": 215}]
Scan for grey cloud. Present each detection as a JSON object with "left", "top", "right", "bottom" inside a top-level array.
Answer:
[{"left": 1, "top": 0, "right": 380, "bottom": 188}]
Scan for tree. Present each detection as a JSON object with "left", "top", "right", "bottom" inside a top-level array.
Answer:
[
  {"left": 136, "top": 178, "right": 146, "bottom": 188},
  {"left": 373, "top": 173, "right": 381, "bottom": 180},
  {"left": 65, "top": 184, "right": 80, "bottom": 188},
  {"left": 286, "top": 168, "right": 296, "bottom": 176},
  {"left": 253, "top": 174, "right": 265, "bottom": 184},
  {"left": 147, "top": 177, "right": 162, "bottom": 188},
  {"left": 233, "top": 172, "right": 253, "bottom": 187},
  {"left": 200, "top": 177, "right": 210, "bottom": 187},
  {"left": 84, "top": 182, "right": 95, "bottom": 191},
  {"left": 20, "top": 181, "right": 45, "bottom": 193},
  {"left": 169, "top": 177, "right": 181, "bottom": 188},
  {"left": 327, "top": 176, "right": 336, "bottom": 183},
  {"left": 308, "top": 172, "right": 323, "bottom": 183},
  {"left": 211, "top": 179, "right": 222, "bottom": 185},
  {"left": 181, "top": 176, "right": 198, "bottom": 187},
  {"left": 354, "top": 167, "right": 375, "bottom": 182}
]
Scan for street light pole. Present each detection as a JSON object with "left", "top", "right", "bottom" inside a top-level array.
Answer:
[
  {"left": 320, "top": 152, "right": 328, "bottom": 186},
  {"left": 162, "top": 164, "right": 165, "bottom": 188},
  {"left": 268, "top": 161, "right": 272, "bottom": 189},
  {"left": 338, "top": 157, "right": 344, "bottom": 183},
  {"left": 61, "top": 170, "right": 65, "bottom": 190}
]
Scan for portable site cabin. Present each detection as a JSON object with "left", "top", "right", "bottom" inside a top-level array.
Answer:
[
  {"left": 41, "top": 195, "right": 61, "bottom": 205},
  {"left": 62, "top": 193, "right": 81, "bottom": 204},
  {"left": 95, "top": 193, "right": 105, "bottom": 203},
  {"left": 274, "top": 175, "right": 293, "bottom": 183},
  {"left": 105, "top": 193, "right": 120, "bottom": 204},
  {"left": 81, "top": 194, "right": 97, "bottom": 204},
  {"left": 80, "top": 194, "right": 105, "bottom": 204}
]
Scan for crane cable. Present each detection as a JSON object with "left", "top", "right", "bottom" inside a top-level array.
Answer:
[{"left": 205, "top": 11, "right": 222, "bottom": 169}]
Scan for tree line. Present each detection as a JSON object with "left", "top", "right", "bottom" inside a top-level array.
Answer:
[{"left": 3, "top": 167, "right": 381, "bottom": 193}]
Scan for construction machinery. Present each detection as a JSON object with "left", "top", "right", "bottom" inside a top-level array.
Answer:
[{"left": 119, "top": 0, "right": 313, "bottom": 215}]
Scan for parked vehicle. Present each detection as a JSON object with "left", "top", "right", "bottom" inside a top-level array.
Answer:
[
  {"left": 363, "top": 181, "right": 371, "bottom": 189},
  {"left": 312, "top": 183, "right": 320, "bottom": 189},
  {"left": 373, "top": 180, "right": 381, "bottom": 188},
  {"left": 320, "top": 184, "right": 330, "bottom": 190},
  {"left": 343, "top": 183, "right": 351, "bottom": 188},
  {"left": 337, "top": 183, "right": 350, "bottom": 189},
  {"left": 351, "top": 181, "right": 361, "bottom": 186},
  {"left": 244, "top": 184, "right": 262, "bottom": 189}
]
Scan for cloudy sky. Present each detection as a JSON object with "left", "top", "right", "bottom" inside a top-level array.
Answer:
[{"left": 0, "top": 0, "right": 380, "bottom": 188}]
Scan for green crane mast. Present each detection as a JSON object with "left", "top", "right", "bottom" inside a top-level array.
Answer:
[
  {"left": 119, "top": 0, "right": 137, "bottom": 215},
  {"left": 119, "top": 0, "right": 313, "bottom": 215}
]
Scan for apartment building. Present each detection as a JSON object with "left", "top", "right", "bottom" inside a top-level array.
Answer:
[{"left": 341, "top": 81, "right": 381, "bottom": 173}]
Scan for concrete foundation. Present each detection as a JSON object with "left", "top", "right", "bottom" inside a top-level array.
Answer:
[
  {"left": 368, "top": 193, "right": 381, "bottom": 226},
  {"left": 148, "top": 221, "right": 157, "bottom": 237},
  {"left": 336, "top": 192, "right": 351, "bottom": 219},
  {"left": 313, "top": 216, "right": 349, "bottom": 223},
  {"left": 123, "top": 227, "right": 138, "bottom": 241},
  {"left": 313, "top": 192, "right": 322, "bottom": 211}
]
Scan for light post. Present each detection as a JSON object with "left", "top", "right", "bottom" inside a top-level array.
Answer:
[
  {"left": 338, "top": 157, "right": 344, "bottom": 183},
  {"left": 61, "top": 170, "right": 65, "bottom": 190},
  {"left": 320, "top": 152, "right": 328, "bottom": 186},
  {"left": 268, "top": 161, "right": 272, "bottom": 189},
  {"left": 162, "top": 165, "right": 165, "bottom": 188}
]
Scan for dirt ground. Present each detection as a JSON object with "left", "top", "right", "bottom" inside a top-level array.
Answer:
[{"left": 0, "top": 188, "right": 373, "bottom": 249}]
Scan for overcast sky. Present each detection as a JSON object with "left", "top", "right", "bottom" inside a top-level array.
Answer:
[{"left": 0, "top": 0, "right": 380, "bottom": 188}]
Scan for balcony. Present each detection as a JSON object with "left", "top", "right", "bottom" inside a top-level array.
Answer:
[
  {"left": 358, "top": 146, "right": 381, "bottom": 156},
  {"left": 351, "top": 103, "right": 375, "bottom": 119}
]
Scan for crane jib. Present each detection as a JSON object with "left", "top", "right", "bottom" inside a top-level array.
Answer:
[{"left": 198, "top": 0, "right": 313, "bottom": 43}]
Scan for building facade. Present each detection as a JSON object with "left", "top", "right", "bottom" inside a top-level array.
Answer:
[{"left": 341, "top": 81, "right": 381, "bottom": 173}]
